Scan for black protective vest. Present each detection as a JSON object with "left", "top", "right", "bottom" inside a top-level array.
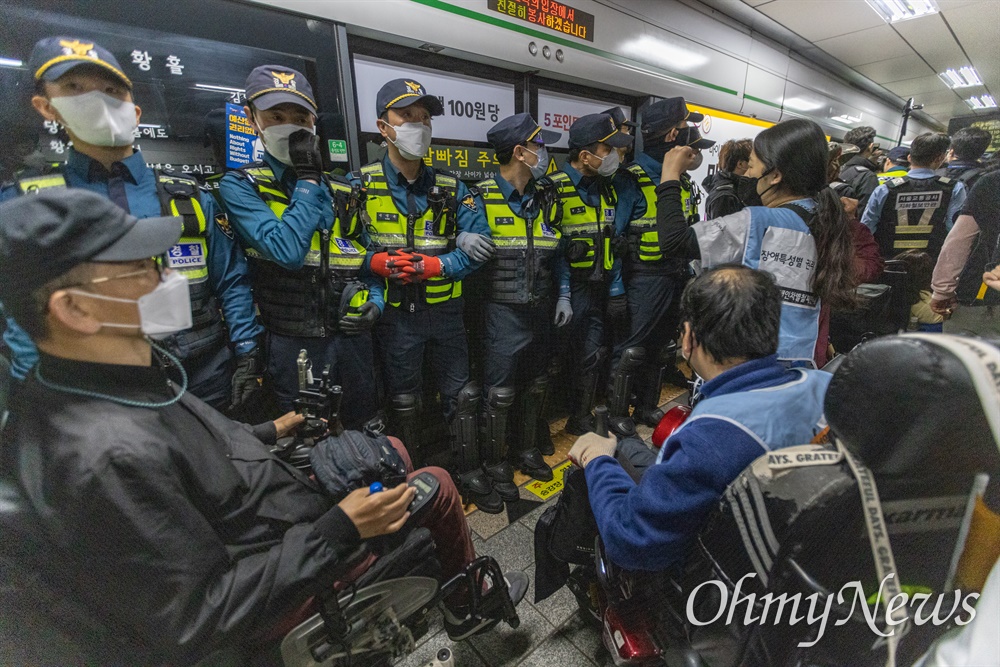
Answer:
[
  {"left": 875, "top": 175, "right": 957, "bottom": 260},
  {"left": 235, "top": 164, "right": 365, "bottom": 337},
  {"left": 474, "top": 178, "right": 561, "bottom": 304},
  {"left": 15, "top": 168, "right": 226, "bottom": 358}
]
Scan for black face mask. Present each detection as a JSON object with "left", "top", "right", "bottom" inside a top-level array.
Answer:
[
  {"left": 737, "top": 175, "right": 762, "bottom": 206},
  {"left": 643, "top": 138, "right": 677, "bottom": 162}
]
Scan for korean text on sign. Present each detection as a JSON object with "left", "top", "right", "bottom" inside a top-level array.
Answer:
[{"left": 486, "top": 0, "right": 596, "bottom": 42}]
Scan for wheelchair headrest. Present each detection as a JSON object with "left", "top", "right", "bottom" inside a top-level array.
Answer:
[{"left": 825, "top": 334, "right": 1000, "bottom": 477}]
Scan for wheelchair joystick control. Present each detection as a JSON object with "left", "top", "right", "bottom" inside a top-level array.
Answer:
[{"left": 593, "top": 405, "right": 610, "bottom": 438}]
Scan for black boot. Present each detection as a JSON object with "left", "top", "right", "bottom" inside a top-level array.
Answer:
[
  {"left": 633, "top": 406, "right": 665, "bottom": 427},
  {"left": 456, "top": 469, "right": 504, "bottom": 514},
  {"left": 607, "top": 347, "right": 645, "bottom": 438},
  {"left": 483, "top": 461, "right": 519, "bottom": 503},
  {"left": 451, "top": 382, "right": 502, "bottom": 514},
  {"left": 514, "top": 448, "right": 553, "bottom": 482}
]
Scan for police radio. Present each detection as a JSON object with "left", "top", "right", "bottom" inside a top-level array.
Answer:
[{"left": 428, "top": 185, "right": 457, "bottom": 237}]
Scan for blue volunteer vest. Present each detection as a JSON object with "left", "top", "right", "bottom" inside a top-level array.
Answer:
[
  {"left": 743, "top": 204, "right": 820, "bottom": 365},
  {"left": 657, "top": 368, "right": 831, "bottom": 464}
]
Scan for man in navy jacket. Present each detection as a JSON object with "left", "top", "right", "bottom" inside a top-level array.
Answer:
[{"left": 569, "top": 265, "right": 831, "bottom": 571}]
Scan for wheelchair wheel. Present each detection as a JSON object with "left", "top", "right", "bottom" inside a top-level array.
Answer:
[{"left": 280, "top": 576, "right": 439, "bottom": 667}]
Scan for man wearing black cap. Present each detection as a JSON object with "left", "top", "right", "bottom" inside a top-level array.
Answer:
[
  {"left": 543, "top": 112, "right": 633, "bottom": 435},
  {"left": 605, "top": 97, "right": 709, "bottom": 435},
  {"left": 348, "top": 79, "right": 493, "bottom": 491},
  {"left": 878, "top": 145, "right": 910, "bottom": 184},
  {"left": 464, "top": 113, "right": 567, "bottom": 511},
  {"left": 218, "top": 65, "right": 382, "bottom": 429},
  {"left": 0, "top": 188, "right": 526, "bottom": 660},
  {"left": 0, "top": 36, "right": 263, "bottom": 415}
]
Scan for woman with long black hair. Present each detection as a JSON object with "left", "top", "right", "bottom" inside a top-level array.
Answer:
[{"left": 656, "top": 118, "right": 855, "bottom": 366}]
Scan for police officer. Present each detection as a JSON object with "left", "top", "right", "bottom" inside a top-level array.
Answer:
[
  {"left": 603, "top": 106, "right": 636, "bottom": 164},
  {"left": 861, "top": 132, "right": 967, "bottom": 261},
  {"left": 348, "top": 79, "right": 493, "bottom": 503},
  {"left": 1, "top": 36, "right": 262, "bottom": 412},
  {"left": 546, "top": 113, "right": 633, "bottom": 435},
  {"left": 606, "top": 98, "right": 707, "bottom": 435},
  {"left": 877, "top": 146, "right": 910, "bottom": 184},
  {"left": 218, "top": 66, "right": 381, "bottom": 429},
  {"left": 468, "top": 113, "right": 566, "bottom": 512}
]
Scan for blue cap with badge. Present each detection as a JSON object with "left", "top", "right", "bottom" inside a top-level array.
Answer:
[
  {"left": 245, "top": 65, "right": 317, "bottom": 114},
  {"left": 486, "top": 113, "right": 561, "bottom": 153},
  {"left": 376, "top": 78, "right": 445, "bottom": 118},
  {"left": 568, "top": 113, "right": 634, "bottom": 150},
  {"left": 641, "top": 97, "right": 703, "bottom": 137},
  {"left": 28, "top": 36, "right": 131, "bottom": 88}
]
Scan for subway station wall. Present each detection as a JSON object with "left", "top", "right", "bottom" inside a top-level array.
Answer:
[{"left": 249, "top": 0, "right": 935, "bottom": 144}]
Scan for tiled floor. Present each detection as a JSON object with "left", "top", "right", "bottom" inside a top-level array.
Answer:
[{"left": 394, "top": 384, "right": 689, "bottom": 667}]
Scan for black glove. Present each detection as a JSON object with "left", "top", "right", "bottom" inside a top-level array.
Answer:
[
  {"left": 339, "top": 301, "right": 380, "bottom": 335},
  {"left": 606, "top": 294, "right": 628, "bottom": 321},
  {"left": 288, "top": 129, "right": 324, "bottom": 183},
  {"left": 230, "top": 347, "right": 264, "bottom": 413}
]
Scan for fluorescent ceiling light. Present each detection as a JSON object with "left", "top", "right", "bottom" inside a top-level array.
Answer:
[
  {"left": 784, "top": 97, "right": 824, "bottom": 112},
  {"left": 0, "top": 57, "right": 23, "bottom": 68},
  {"left": 833, "top": 113, "right": 863, "bottom": 124},
  {"left": 866, "top": 0, "right": 939, "bottom": 23},
  {"left": 620, "top": 35, "right": 709, "bottom": 73},
  {"left": 967, "top": 95, "right": 997, "bottom": 109},
  {"left": 939, "top": 67, "right": 982, "bottom": 89},
  {"left": 194, "top": 83, "right": 245, "bottom": 94}
]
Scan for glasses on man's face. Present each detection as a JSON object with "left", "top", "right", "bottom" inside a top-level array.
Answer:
[{"left": 66, "top": 258, "right": 163, "bottom": 289}]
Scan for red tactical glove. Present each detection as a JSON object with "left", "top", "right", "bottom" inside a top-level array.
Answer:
[
  {"left": 370, "top": 249, "right": 415, "bottom": 278},
  {"left": 396, "top": 254, "right": 442, "bottom": 284}
]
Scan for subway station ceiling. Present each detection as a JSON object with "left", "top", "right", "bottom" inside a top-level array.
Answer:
[{"left": 703, "top": 0, "right": 999, "bottom": 125}]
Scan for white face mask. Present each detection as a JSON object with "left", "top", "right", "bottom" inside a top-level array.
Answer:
[
  {"left": 384, "top": 121, "right": 433, "bottom": 161},
  {"left": 70, "top": 270, "right": 192, "bottom": 339},
  {"left": 49, "top": 90, "right": 137, "bottom": 147},
  {"left": 522, "top": 145, "right": 549, "bottom": 180},
  {"left": 592, "top": 148, "right": 621, "bottom": 177},
  {"left": 259, "top": 122, "right": 314, "bottom": 166}
]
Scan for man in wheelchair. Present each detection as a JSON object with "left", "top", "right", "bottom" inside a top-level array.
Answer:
[
  {"left": 0, "top": 190, "right": 526, "bottom": 665},
  {"left": 567, "top": 264, "right": 832, "bottom": 572},
  {"left": 558, "top": 265, "right": 1000, "bottom": 665}
]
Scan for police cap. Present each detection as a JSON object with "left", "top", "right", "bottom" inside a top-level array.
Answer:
[
  {"left": 29, "top": 36, "right": 131, "bottom": 89},
  {"left": 376, "top": 78, "right": 445, "bottom": 118},
  {"left": 602, "top": 106, "right": 637, "bottom": 130},
  {"left": 486, "top": 113, "right": 561, "bottom": 153},
  {"left": 245, "top": 65, "right": 317, "bottom": 114},
  {"left": 641, "top": 97, "right": 704, "bottom": 136},
  {"left": 675, "top": 125, "right": 715, "bottom": 150},
  {"left": 568, "top": 113, "right": 633, "bottom": 150},
  {"left": 0, "top": 190, "right": 181, "bottom": 302},
  {"left": 887, "top": 146, "right": 911, "bottom": 164}
]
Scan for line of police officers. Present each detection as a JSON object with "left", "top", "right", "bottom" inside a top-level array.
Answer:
[{"left": 3, "top": 36, "right": 714, "bottom": 513}]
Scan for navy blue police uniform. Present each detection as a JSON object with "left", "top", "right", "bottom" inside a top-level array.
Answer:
[
  {"left": 468, "top": 113, "right": 568, "bottom": 511},
  {"left": 347, "top": 79, "right": 492, "bottom": 473},
  {"left": 546, "top": 113, "right": 633, "bottom": 435},
  {"left": 218, "top": 66, "right": 382, "bottom": 429},
  {"left": 1, "top": 37, "right": 261, "bottom": 410},
  {"left": 606, "top": 99, "right": 711, "bottom": 435}
]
